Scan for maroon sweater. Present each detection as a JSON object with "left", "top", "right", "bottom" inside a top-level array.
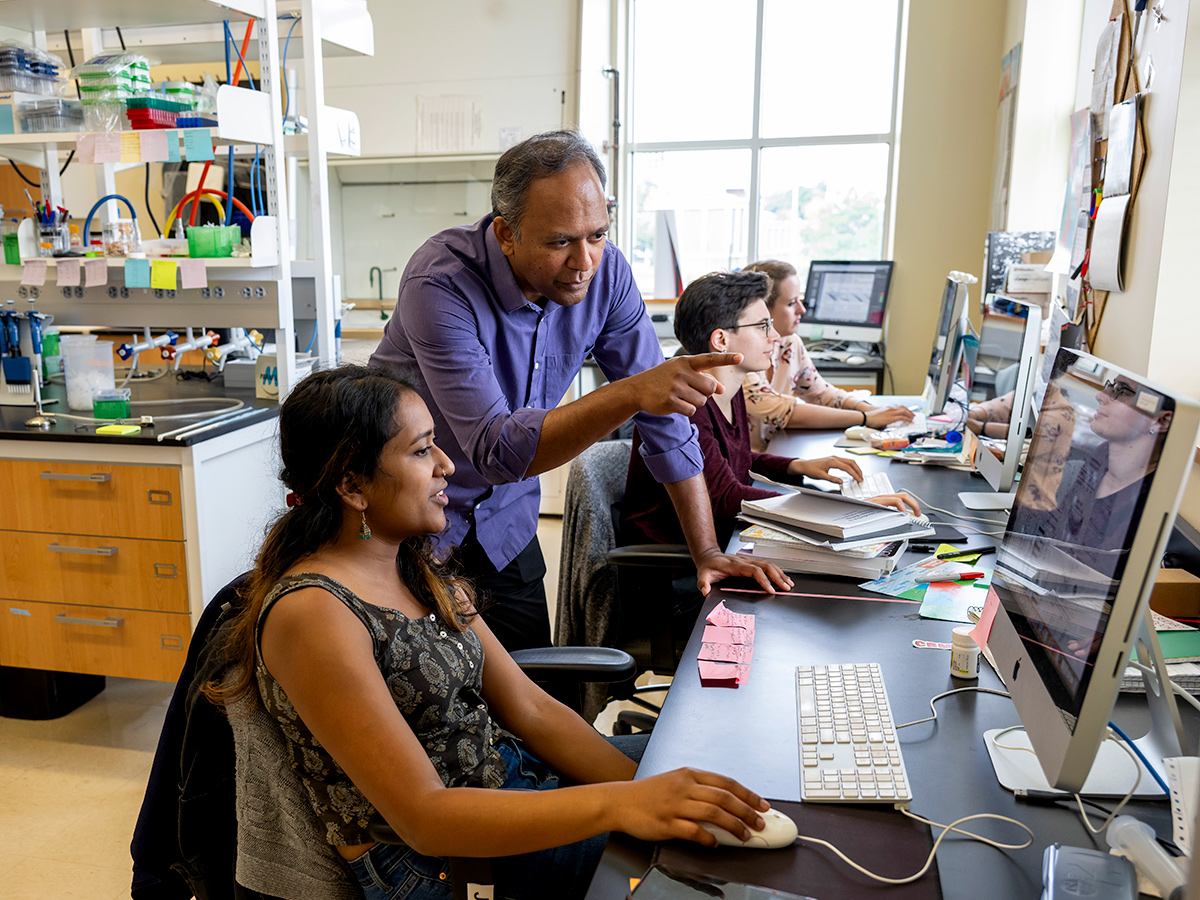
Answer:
[{"left": 622, "top": 390, "right": 793, "bottom": 547}]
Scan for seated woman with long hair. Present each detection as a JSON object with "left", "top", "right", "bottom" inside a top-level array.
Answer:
[{"left": 210, "top": 365, "right": 771, "bottom": 900}]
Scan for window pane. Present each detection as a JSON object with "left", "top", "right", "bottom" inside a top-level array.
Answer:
[
  {"left": 630, "top": 149, "right": 751, "bottom": 296},
  {"left": 632, "top": 0, "right": 756, "bottom": 143},
  {"left": 756, "top": 144, "right": 889, "bottom": 280},
  {"left": 760, "top": 0, "right": 899, "bottom": 138}
]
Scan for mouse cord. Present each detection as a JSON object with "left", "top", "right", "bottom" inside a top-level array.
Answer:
[
  {"left": 894, "top": 686, "right": 1011, "bottom": 729},
  {"left": 902, "top": 490, "right": 1008, "bottom": 536},
  {"left": 794, "top": 808, "right": 1033, "bottom": 885}
]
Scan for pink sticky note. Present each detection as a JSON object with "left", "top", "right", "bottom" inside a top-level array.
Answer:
[
  {"left": 139, "top": 130, "right": 169, "bottom": 162},
  {"left": 21, "top": 260, "right": 46, "bottom": 286},
  {"left": 84, "top": 258, "right": 109, "bottom": 287},
  {"left": 56, "top": 258, "right": 80, "bottom": 287},
  {"left": 94, "top": 133, "right": 121, "bottom": 163},
  {"left": 968, "top": 586, "right": 1002, "bottom": 650},
  {"left": 699, "top": 642, "right": 754, "bottom": 664},
  {"left": 706, "top": 601, "right": 755, "bottom": 630},
  {"left": 698, "top": 660, "right": 751, "bottom": 688},
  {"left": 701, "top": 623, "right": 755, "bottom": 645},
  {"left": 75, "top": 133, "right": 97, "bottom": 164},
  {"left": 178, "top": 258, "right": 207, "bottom": 289}
]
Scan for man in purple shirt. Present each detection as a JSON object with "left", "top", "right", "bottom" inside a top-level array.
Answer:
[{"left": 371, "top": 131, "right": 788, "bottom": 651}]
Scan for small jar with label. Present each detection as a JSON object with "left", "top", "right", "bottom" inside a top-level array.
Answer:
[{"left": 950, "top": 626, "right": 980, "bottom": 679}]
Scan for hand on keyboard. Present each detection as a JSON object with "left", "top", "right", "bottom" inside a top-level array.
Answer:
[
  {"left": 840, "top": 473, "right": 928, "bottom": 526},
  {"left": 788, "top": 455, "right": 864, "bottom": 486},
  {"left": 865, "top": 405, "right": 916, "bottom": 430}
]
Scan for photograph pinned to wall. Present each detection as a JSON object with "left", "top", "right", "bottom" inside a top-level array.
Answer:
[
  {"left": 1047, "top": 109, "right": 1093, "bottom": 275},
  {"left": 983, "top": 230, "right": 1056, "bottom": 296}
]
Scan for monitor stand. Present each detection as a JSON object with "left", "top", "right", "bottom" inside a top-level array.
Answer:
[
  {"left": 984, "top": 609, "right": 1195, "bottom": 798},
  {"left": 957, "top": 491, "right": 1015, "bottom": 511}
]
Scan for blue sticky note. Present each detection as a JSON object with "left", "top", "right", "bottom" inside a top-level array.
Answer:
[
  {"left": 124, "top": 258, "right": 151, "bottom": 288},
  {"left": 0, "top": 104, "right": 13, "bottom": 135},
  {"left": 166, "top": 130, "right": 181, "bottom": 162},
  {"left": 182, "top": 129, "right": 214, "bottom": 161}
]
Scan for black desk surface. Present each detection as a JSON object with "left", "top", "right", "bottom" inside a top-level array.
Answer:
[{"left": 585, "top": 428, "right": 1185, "bottom": 900}]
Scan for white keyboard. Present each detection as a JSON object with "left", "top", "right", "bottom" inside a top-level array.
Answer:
[
  {"left": 797, "top": 663, "right": 913, "bottom": 806},
  {"left": 883, "top": 414, "right": 928, "bottom": 436},
  {"left": 840, "top": 471, "right": 895, "bottom": 501}
]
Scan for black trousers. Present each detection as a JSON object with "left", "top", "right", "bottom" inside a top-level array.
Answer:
[{"left": 454, "top": 531, "right": 552, "bottom": 652}]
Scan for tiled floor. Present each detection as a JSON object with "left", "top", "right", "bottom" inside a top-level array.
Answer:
[{"left": 0, "top": 514, "right": 661, "bottom": 898}]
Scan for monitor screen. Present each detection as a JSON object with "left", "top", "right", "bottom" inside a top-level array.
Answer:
[
  {"left": 984, "top": 349, "right": 1200, "bottom": 790},
  {"left": 928, "top": 277, "right": 968, "bottom": 382},
  {"left": 927, "top": 276, "right": 972, "bottom": 414},
  {"left": 797, "top": 260, "right": 893, "bottom": 343}
]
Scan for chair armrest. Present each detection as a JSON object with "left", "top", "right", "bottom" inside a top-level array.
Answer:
[
  {"left": 509, "top": 646, "right": 636, "bottom": 684},
  {"left": 608, "top": 544, "right": 693, "bottom": 567}
]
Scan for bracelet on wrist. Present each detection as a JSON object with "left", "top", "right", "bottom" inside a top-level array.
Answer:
[{"left": 860, "top": 410, "right": 868, "bottom": 426}]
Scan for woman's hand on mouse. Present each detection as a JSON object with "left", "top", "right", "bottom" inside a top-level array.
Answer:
[
  {"left": 605, "top": 767, "right": 769, "bottom": 846},
  {"left": 787, "top": 455, "right": 863, "bottom": 485}
]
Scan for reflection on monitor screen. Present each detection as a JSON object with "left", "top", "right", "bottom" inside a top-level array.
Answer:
[
  {"left": 985, "top": 349, "right": 1200, "bottom": 791},
  {"left": 797, "top": 260, "right": 893, "bottom": 343}
]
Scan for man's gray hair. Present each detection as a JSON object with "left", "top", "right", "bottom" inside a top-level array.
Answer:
[{"left": 491, "top": 131, "right": 607, "bottom": 240}]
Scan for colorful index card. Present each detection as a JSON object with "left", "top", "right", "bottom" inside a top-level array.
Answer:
[
  {"left": 84, "top": 258, "right": 108, "bottom": 287},
  {"left": 20, "top": 260, "right": 46, "bottom": 286},
  {"left": 178, "top": 258, "right": 207, "bottom": 289},
  {"left": 56, "top": 259, "right": 80, "bottom": 287},
  {"left": 139, "top": 131, "right": 169, "bottom": 162},
  {"left": 150, "top": 260, "right": 178, "bottom": 290},
  {"left": 120, "top": 132, "right": 141, "bottom": 163},
  {"left": 698, "top": 660, "right": 750, "bottom": 688},
  {"left": 75, "top": 133, "right": 97, "bottom": 164},
  {"left": 701, "top": 623, "right": 755, "bottom": 645},
  {"left": 165, "top": 130, "right": 181, "bottom": 162},
  {"left": 182, "top": 129, "right": 214, "bottom": 161},
  {"left": 124, "top": 258, "right": 151, "bottom": 288},
  {"left": 94, "top": 133, "right": 121, "bottom": 163}
]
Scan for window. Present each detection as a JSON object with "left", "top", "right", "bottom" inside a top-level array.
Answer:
[{"left": 623, "top": 0, "right": 903, "bottom": 296}]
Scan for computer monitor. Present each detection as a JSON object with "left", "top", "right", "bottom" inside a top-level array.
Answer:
[
  {"left": 959, "top": 298, "right": 1043, "bottom": 511},
  {"left": 796, "top": 260, "right": 893, "bottom": 344},
  {"left": 924, "top": 273, "right": 973, "bottom": 415},
  {"left": 983, "top": 349, "right": 1200, "bottom": 792}
]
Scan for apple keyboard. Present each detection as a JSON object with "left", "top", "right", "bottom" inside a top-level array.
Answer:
[
  {"left": 797, "top": 663, "right": 913, "bottom": 806},
  {"left": 840, "top": 472, "right": 930, "bottom": 527},
  {"left": 883, "top": 414, "right": 929, "bottom": 436}
]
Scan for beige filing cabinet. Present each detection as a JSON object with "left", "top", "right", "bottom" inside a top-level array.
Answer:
[{"left": 0, "top": 418, "right": 282, "bottom": 682}]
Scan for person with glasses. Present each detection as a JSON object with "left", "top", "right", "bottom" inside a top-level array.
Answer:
[
  {"left": 739, "top": 260, "right": 915, "bottom": 451},
  {"left": 622, "top": 270, "right": 919, "bottom": 551}
]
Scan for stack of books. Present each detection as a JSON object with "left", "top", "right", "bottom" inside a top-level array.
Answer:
[{"left": 738, "top": 488, "right": 934, "bottom": 578}]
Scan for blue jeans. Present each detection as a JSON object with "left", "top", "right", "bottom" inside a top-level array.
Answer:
[{"left": 348, "top": 735, "right": 647, "bottom": 900}]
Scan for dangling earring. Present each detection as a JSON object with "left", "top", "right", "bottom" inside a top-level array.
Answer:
[{"left": 359, "top": 510, "right": 372, "bottom": 540}]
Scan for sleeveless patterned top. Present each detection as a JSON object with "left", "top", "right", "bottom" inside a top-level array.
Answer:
[{"left": 254, "top": 573, "right": 507, "bottom": 846}]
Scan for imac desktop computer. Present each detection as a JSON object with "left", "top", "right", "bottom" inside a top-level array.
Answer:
[
  {"left": 959, "top": 297, "right": 1043, "bottom": 511},
  {"left": 797, "top": 260, "right": 894, "bottom": 345},
  {"left": 982, "top": 348, "right": 1200, "bottom": 794},
  {"left": 923, "top": 272, "right": 974, "bottom": 416}
]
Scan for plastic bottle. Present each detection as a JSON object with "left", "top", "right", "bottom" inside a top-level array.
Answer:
[
  {"left": 1106, "top": 816, "right": 1186, "bottom": 900},
  {"left": 950, "top": 626, "right": 980, "bottom": 679}
]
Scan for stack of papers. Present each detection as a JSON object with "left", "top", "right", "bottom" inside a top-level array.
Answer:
[
  {"left": 737, "top": 523, "right": 907, "bottom": 579},
  {"left": 698, "top": 601, "right": 755, "bottom": 687},
  {"left": 742, "top": 487, "right": 933, "bottom": 542}
]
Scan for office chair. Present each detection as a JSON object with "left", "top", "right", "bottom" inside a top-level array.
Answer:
[
  {"left": 132, "top": 573, "right": 635, "bottom": 900},
  {"left": 554, "top": 438, "right": 695, "bottom": 731}
]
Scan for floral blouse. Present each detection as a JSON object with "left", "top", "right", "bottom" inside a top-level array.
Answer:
[
  {"left": 744, "top": 333, "right": 861, "bottom": 451},
  {"left": 255, "top": 573, "right": 506, "bottom": 846}
]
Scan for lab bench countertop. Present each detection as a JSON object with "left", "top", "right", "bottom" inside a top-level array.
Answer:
[{"left": 0, "top": 375, "right": 278, "bottom": 446}]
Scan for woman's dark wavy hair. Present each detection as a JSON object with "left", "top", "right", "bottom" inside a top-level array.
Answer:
[{"left": 206, "top": 364, "right": 475, "bottom": 705}]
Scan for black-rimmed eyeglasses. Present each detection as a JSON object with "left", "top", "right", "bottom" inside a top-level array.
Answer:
[
  {"left": 721, "top": 318, "right": 773, "bottom": 337},
  {"left": 1101, "top": 379, "right": 1137, "bottom": 401}
]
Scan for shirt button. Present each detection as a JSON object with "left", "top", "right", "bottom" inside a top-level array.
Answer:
[{"left": 440, "top": 631, "right": 447, "bottom": 638}]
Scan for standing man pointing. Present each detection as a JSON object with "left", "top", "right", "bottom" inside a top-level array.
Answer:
[{"left": 371, "top": 130, "right": 790, "bottom": 651}]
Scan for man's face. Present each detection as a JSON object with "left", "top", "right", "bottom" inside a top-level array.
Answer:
[{"left": 493, "top": 162, "right": 610, "bottom": 307}]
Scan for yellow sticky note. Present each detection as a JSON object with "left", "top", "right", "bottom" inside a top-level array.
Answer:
[
  {"left": 97, "top": 424, "right": 140, "bottom": 435},
  {"left": 120, "top": 131, "right": 141, "bottom": 163},
  {"left": 150, "top": 259, "right": 178, "bottom": 290},
  {"left": 846, "top": 446, "right": 881, "bottom": 456}
]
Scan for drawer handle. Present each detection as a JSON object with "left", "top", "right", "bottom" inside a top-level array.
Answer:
[
  {"left": 160, "top": 635, "right": 184, "bottom": 651},
  {"left": 54, "top": 613, "right": 124, "bottom": 628},
  {"left": 148, "top": 489, "right": 173, "bottom": 506},
  {"left": 40, "top": 471, "right": 112, "bottom": 482},
  {"left": 154, "top": 563, "right": 178, "bottom": 578},
  {"left": 47, "top": 543, "right": 118, "bottom": 557}
]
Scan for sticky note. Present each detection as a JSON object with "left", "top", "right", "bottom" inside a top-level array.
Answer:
[
  {"left": 150, "top": 259, "right": 177, "bottom": 289},
  {"left": 56, "top": 259, "right": 80, "bottom": 286},
  {"left": 166, "top": 130, "right": 181, "bottom": 162},
  {"left": 75, "top": 133, "right": 97, "bottom": 164},
  {"left": 183, "top": 129, "right": 214, "bottom": 161},
  {"left": 124, "top": 258, "right": 151, "bottom": 288},
  {"left": 139, "top": 131, "right": 169, "bottom": 162},
  {"left": 84, "top": 258, "right": 108, "bottom": 287},
  {"left": 96, "top": 424, "right": 140, "bottom": 435},
  {"left": 698, "top": 660, "right": 750, "bottom": 688},
  {"left": 705, "top": 601, "right": 754, "bottom": 630},
  {"left": 701, "top": 623, "right": 755, "bottom": 645},
  {"left": 698, "top": 642, "right": 754, "bottom": 665},
  {"left": 20, "top": 260, "right": 46, "bottom": 286},
  {"left": 178, "top": 258, "right": 207, "bottom": 289},
  {"left": 120, "top": 132, "right": 141, "bottom": 163},
  {"left": 94, "top": 133, "right": 121, "bottom": 163}
]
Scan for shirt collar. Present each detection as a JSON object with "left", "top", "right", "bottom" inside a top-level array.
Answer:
[{"left": 483, "top": 216, "right": 541, "bottom": 313}]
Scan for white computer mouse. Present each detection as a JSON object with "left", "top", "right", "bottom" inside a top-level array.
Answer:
[
  {"left": 845, "top": 354, "right": 868, "bottom": 366},
  {"left": 845, "top": 425, "right": 879, "bottom": 441},
  {"left": 700, "top": 808, "right": 799, "bottom": 849}
]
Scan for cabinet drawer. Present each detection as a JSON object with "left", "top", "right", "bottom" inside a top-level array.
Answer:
[
  {"left": 0, "top": 601, "right": 190, "bottom": 682},
  {"left": 0, "top": 460, "right": 184, "bottom": 540},
  {"left": 0, "top": 531, "right": 188, "bottom": 613}
]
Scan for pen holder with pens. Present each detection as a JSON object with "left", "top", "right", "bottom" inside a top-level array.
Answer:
[{"left": 37, "top": 220, "right": 70, "bottom": 257}]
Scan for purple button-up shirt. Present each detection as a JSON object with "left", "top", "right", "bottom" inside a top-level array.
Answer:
[{"left": 370, "top": 215, "right": 702, "bottom": 571}]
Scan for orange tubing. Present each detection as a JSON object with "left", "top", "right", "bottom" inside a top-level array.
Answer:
[
  {"left": 170, "top": 188, "right": 256, "bottom": 227},
  {"left": 232, "top": 19, "right": 255, "bottom": 88}
]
